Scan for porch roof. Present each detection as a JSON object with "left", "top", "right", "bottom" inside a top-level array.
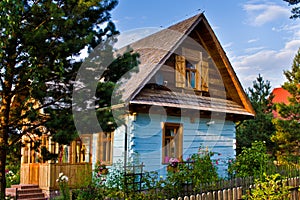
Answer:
[{"left": 130, "top": 89, "right": 253, "bottom": 117}]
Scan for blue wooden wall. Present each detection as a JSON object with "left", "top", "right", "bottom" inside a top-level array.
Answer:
[{"left": 112, "top": 112, "right": 236, "bottom": 178}]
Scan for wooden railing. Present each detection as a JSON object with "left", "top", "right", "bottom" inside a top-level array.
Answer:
[{"left": 21, "top": 163, "right": 92, "bottom": 190}]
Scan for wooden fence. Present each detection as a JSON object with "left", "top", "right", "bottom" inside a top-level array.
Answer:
[{"left": 170, "top": 177, "right": 300, "bottom": 200}]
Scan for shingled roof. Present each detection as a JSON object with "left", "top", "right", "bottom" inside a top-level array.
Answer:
[
  {"left": 118, "top": 14, "right": 201, "bottom": 101},
  {"left": 116, "top": 13, "right": 255, "bottom": 117}
]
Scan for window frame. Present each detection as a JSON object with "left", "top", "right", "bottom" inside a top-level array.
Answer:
[
  {"left": 175, "top": 48, "right": 209, "bottom": 92},
  {"left": 162, "top": 122, "right": 183, "bottom": 164},
  {"left": 98, "top": 132, "right": 114, "bottom": 165},
  {"left": 185, "top": 60, "right": 197, "bottom": 89}
]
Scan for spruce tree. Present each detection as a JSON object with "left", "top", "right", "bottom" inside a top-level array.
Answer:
[
  {"left": 236, "top": 74, "right": 275, "bottom": 154},
  {"left": 0, "top": 0, "right": 140, "bottom": 197},
  {"left": 272, "top": 48, "right": 300, "bottom": 162}
]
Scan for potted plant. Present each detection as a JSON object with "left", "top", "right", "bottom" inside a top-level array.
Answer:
[
  {"left": 167, "top": 158, "right": 179, "bottom": 172},
  {"left": 95, "top": 161, "right": 109, "bottom": 176}
]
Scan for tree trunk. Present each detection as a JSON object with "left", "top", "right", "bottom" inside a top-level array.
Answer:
[
  {"left": 0, "top": 128, "right": 8, "bottom": 199},
  {"left": 0, "top": 94, "right": 11, "bottom": 199}
]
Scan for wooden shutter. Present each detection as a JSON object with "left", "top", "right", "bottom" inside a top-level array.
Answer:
[
  {"left": 175, "top": 55, "right": 185, "bottom": 88},
  {"left": 201, "top": 61, "right": 209, "bottom": 92}
]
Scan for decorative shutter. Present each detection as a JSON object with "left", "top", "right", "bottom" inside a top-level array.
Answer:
[
  {"left": 175, "top": 55, "right": 186, "bottom": 88},
  {"left": 201, "top": 61, "right": 209, "bottom": 92}
]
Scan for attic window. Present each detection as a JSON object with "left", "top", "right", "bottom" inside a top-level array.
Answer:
[
  {"left": 175, "top": 50, "right": 209, "bottom": 92},
  {"left": 186, "top": 61, "right": 196, "bottom": 88}
]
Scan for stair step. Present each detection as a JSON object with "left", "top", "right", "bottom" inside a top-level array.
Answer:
[
  {"left": 17, "top": 192, "right": 45, "bottom": 199},
  {"left": 17, "top": 188, "right": 43, "bottom": 194},
  {"left": 18, "top": 198, "right": 46, "bottom": 200},
  {"left": 11, "top": 184, "right": 40, "bottom": 190},
  {"left": 6, "top": 184, "right": 46, "bottom": 200}
]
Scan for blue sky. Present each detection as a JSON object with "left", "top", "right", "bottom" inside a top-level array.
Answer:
[{"left": 111, "top": 0, "right": 300, "bottom": 90}]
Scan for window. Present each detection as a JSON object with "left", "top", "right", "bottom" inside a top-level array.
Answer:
[
  {"left": 185, "top": 61, "right": 196, "bottom": 88},
  {"left": 98, "top": 132, "right": 113, "bottom": 164},
  {"left": 81, "top": 136, "right": 91, "bottom": 163},
  {"left": 175, "top": 49, "right": 209, "bottom": 91},
  {"left": 162, "top": 123, "right": 182, "bottom": 164}
]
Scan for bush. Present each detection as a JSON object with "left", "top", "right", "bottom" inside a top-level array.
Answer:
[
  {"left": 243, "top": 173, "right": 290, "bottom": 200},
  {"left": 163, "top": 148, "right": 219, "bottom": 198},
  {"left": 72, "top": 149, "right": 219, "bottom": 199},
  {"left": 228, "top": 141, "right": 272, "bottom": 178}
]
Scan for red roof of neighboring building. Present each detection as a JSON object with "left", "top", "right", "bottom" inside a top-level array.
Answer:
[
  {"left": 271, "top": 87, "right": 291, "bottom": 118},
  {"left": 272, "top": 87, "right": 291, "bottom": 104}
]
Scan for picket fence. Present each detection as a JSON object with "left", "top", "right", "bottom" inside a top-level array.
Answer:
[{"left": 170, "top": 177, "right": 300, "bottom": 200}]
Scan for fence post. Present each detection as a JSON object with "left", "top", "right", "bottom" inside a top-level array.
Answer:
[
  {"left": 237, "top": 187, "right": 243, "bottom": 199},
  {"left": 223, "top": 189, "right": 228, "bottom": 200},
  {"left": 218, "top": 190, "right": 222, "bottom": 199},
  {"left": 227, "top": 189, "right": 232, "bottom": 200},
  {"left": 232, "top": 188, "right": 236, "bottom": 200}
]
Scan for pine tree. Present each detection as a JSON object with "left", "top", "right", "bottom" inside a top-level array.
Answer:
[
  {"left": 283, "top": 0, "right": 300, "bottom": 19},
  {"left": 271, "top": 48, "right": 300, "bottom": 162},
  {"left": 236, "top": 74, "right": 275, "bottom": 155},
  {"left": 0, "top": 0, "right": 136, "bottom": 197}
]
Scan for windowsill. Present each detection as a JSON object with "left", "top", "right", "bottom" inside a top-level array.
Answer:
[{"left": 176, "top": 87, "right": 208, "bottom": 93}]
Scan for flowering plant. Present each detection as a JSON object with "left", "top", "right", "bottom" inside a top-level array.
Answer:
[
  {"left": 94, "top": 160, "right": 108, "bottom": 177},
  {"left": 168, "top": 158, "right": 179, "bottom": 167},
  {"left": 56, "top": 172, "right": 69, "bottom": 200},
  {"left": 56, "top": 172, "right": 69, "bottom": 183},
  {"left": 5, "top": 169, "right": 19, "bottom": 188}
]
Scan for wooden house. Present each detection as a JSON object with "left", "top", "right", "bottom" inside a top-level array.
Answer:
[
  {"left": 19, "top": 13, "right": 254, "bottom": 197},
  {"left": 109, "top": 12, "right": 255, "bottom": 176}
]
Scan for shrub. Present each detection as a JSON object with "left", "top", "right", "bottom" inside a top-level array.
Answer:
[
  {"left": 243, "top": 173, "right": 290, "bottom": 200},
  {"left": 228, "top": 141, "right": 272, "bottom": 178},
  {"left": 5, "top": 170, "right": 19, "bottom": 188},
  {"left": 163, "top": 148, "right": 219, "bottom": 198},
  {"left": 55, "top": 172, "right": 70, "bottom": 200}
]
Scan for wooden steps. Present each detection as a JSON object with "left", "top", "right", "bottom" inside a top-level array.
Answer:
[{"left": 6, "top": 184, "right": 46, "bottom": 200}]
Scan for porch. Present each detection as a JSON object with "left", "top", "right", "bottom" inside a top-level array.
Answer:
[{"left": 20, "top": 163, "right": 92, "bottom": 198}]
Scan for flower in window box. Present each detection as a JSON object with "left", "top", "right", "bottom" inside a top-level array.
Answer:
[
  {"left": 95, "top": 160, "right": 109, "bottom": 176},
  {"left": 167, "top": 157, "right": 180, "bottom": 173},
  {"left": 168, "top": 157, "right": 179, "bottom": 167}
]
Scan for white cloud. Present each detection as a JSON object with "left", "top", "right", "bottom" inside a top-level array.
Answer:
[
  {"left": 232, "top": 38, "right": 300, "bottom": 89},
  {"left": 244, "top": 46, "right": 265, "bottom": 53},
  {"left": 248, "top": 38, "right": 259, "bottom": 43},
  {"left": 243, "top": 3, "right": 290, "bottom": 26}
]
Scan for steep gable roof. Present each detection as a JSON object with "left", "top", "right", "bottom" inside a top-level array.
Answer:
[{"left": 117, "top": 13, "right": 255, "bottom": 117}]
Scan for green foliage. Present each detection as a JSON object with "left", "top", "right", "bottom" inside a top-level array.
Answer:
[
  {"left": 72, "top": 149, "right": 219, "bottom": 199},
  {"left": 228, "top": 141, "right": 272, "bottom": 178},
  {"left": 0, "top": 0, "right": 141, "bottom": 198},
  {"left": 5, "top": 170, "right": 19, "bottom": 188},
  {"left": 0, "top": 0, "right": 119, "bottom": 197},
  {"left": 272, "top": 48, "right": 300, "bottom": 162},
  {"left": 236, "top": 74, "right": 275, "bottom": 155},
  {"left": 243, "top": 173, "right": 290, "bottom": 200},
  {"left": 55, "top": 173, "right": 70, "bottom": 200},
  {"left": 156, "top": 149, "right": 219, "bottom": 198}
]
